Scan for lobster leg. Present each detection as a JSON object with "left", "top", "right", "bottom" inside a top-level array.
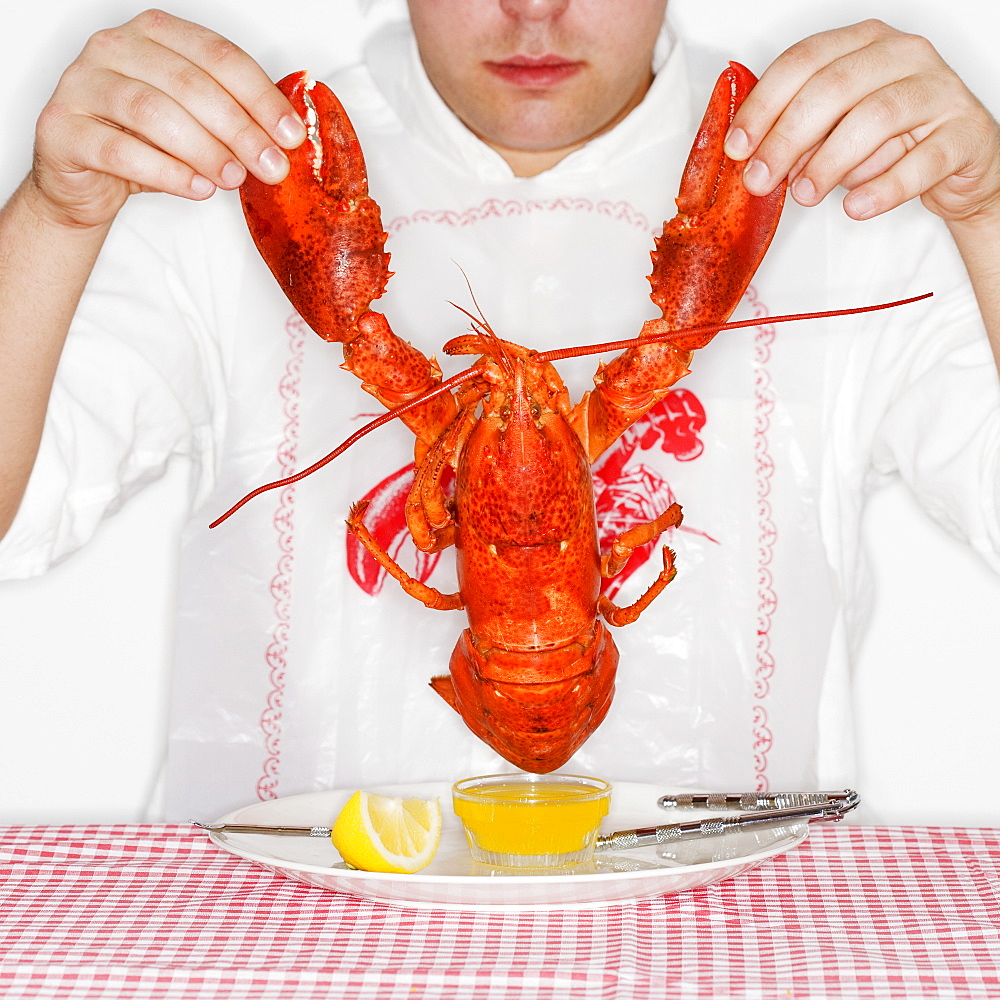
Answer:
[
  {"left": 598, "top": 502, "right": 683, "bottom": 627},
  {"left": 343, "top": 314, "right": 458, "bottom": 452},
  {"left": 404, "top": 407, "right": 477, "bottom": 553},
  {"left": 572, "top": 62, "right": 787, "bottom": 462},
  {"left": 600, "top": 547, "right": 678, "bottom": 627},
  {"left": 346, "top": 501, "right": 464, "bottom": 611},
  {"left": 600, "top": 502, "right": 683, "bottom": 577}
]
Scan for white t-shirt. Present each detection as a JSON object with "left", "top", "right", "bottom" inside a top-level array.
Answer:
[{"left": 2, "top": 18, "right": 997, "bottom": 821}]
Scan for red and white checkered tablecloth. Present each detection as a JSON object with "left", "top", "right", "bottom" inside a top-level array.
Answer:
[{"left": 1, "top": 824, "right": 997, "bottom": 999}]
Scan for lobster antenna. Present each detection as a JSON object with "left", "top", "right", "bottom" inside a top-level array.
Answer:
[
  {"left": 533, "top": 293, "right": 933, "bottom": 364},
  {"left": 209, "top": 363, "right": 488, "bottom": 528},
  {"left": 213, "top": 292, "right": 932, "bottom": 529},
  {"left": 448, "top": 261, "right": 514, "bottom": 377}
]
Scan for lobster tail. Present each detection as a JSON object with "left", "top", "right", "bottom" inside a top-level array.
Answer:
[{"left": 434, "top": 626, "right": 619, "bottom": 773}]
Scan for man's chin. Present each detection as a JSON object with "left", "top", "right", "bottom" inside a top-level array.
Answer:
[{"left": 481, "top": 114, "right": 596, "bottom": 157}]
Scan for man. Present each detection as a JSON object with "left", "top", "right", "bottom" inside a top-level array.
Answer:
[{"left": 1, "top": 2, "right": 998, "bottom": 819}]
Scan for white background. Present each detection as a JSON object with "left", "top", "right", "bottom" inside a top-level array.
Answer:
[{"left": 1, "top": 0, "right": 999, "bottom": 825}]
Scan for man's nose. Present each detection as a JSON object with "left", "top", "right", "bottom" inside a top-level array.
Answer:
[{"left": 499, "top": 0, "right": 570, "bottom": 21}]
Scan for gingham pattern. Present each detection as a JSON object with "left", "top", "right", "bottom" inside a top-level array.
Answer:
[{"left": 1, "top": 825, "right": 997, "bottom": 999}]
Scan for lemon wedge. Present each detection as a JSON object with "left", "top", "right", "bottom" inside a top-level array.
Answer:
[{"left": 331, "top": 791, "right": 442, "bottom": 874}]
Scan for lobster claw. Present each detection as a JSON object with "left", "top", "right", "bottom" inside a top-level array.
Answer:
[
  {"left": 240, "top": 71, "right": 391, "bottom": 343},
  {"left": 650, "top": 61, "right": 786, "bottom": 350}
]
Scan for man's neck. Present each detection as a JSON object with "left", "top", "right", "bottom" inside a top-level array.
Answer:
[{"left": 494, "top": 142, "right": 586, "bottom": 178}]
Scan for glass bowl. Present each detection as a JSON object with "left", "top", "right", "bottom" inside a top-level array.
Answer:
[{"left": 452, "top": 772, "right": 612, "bottom": 869}]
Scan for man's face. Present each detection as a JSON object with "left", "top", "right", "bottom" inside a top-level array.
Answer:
[{"left": 407, "top": 0, "right": 669, "bottom": 167}]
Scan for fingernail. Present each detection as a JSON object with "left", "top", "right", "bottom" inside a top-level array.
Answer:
[
  {"left": 221, "top": 160, "right": 246, "bottom": 188},
  {"left": 276, "top": 114, "right": 306, "bottom": 147},
  {"left": 259, "top": 146, "right": 289, "bottom": 181},
  {"left": 190, "top": 174, "right": 215, "bottom": 198},
  {"left": 791, "top": 176, "right": 817, "bottom": 205},
  {"left": 725, "top": 126, "right": 750, "bottom": 160},
  {"left": 743, "top": 158, "right": 769, "bottom": 193},
  {"left": 845, "top": 190, "right": 877, "bottom": 220}
]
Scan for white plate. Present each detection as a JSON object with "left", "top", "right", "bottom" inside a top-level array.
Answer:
[{"left": 205, "top": 782, "right": 810, "bottom": 910}]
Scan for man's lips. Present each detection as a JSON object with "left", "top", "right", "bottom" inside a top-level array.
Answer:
[{"left": 484, "top": 55, "right": 584, "bottom": 88}]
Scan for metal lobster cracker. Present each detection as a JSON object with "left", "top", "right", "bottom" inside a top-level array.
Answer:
[{"left": 211, "top": 63, "right": 923, "bottom": 774}]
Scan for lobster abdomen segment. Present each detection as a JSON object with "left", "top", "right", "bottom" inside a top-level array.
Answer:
[{"left": 433, "top": 625, "right": 619, "bottom": 772}]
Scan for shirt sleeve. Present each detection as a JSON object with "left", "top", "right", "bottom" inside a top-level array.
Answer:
[
  {"left": 851, "top": 211, "right": 1000, "bottom": 570},
  {"left": 0, "top": 193, "right": 240, "bottom": 579}
]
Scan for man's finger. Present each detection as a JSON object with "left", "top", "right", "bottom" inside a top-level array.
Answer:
[
  {"left": 128, "top": 10, "right": 306, "bottom": 152},
  {"left": 785, "top": 75, "right": 946, "bottom": 206},
  {"left": 843, "top": 130, "right": 959, "bottom": 219},
  {"left": 724, "top": 20, "right": 895, "bottom": 164},
  {"left": 43, "top": 113, "right": 220, "bottom": 202}
]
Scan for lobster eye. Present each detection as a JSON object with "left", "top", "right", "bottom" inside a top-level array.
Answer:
[
  {"left": 530, "top": 402, "right": 541, "bottom": 419},
  {"left": 499, "top": 405, "right": 512, "bottom": 421}
]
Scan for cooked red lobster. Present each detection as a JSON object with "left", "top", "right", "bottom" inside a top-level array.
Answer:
[{"left": 217, "top": 63, "right": 789, "bottom": 772}]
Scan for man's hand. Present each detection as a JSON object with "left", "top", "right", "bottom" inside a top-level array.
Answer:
[
  {"left": 30, "top": 8, "right": 306, "bottom": 229},
  {"left": 0, "top": 10, "right": 308, "bottom": 537},
  {"left": 724, "top": 19, "right": 1000, "bottom": 225}
]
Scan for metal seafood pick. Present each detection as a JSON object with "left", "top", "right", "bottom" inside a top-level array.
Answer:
[
  {"left": 192, "top": 821, "right": 334, "bottom": 837},
  {"left": 656, "top": 788, "right": 858, "bottom": 811},
  {"left": 595, "top": 788, "right": 860, "bottom": 852}
]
